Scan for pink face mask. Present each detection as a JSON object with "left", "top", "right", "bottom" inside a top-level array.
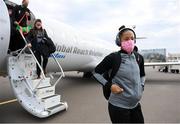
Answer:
[{"left": 121, "top": 40, "right": 135, "bottom": 54}]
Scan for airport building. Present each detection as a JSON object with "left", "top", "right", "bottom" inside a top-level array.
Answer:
[
  {"left": 140, "top": 48, "right": 166, "bottom": 62},
  {"left": 167, "top": 53, "right": 180, "bottom": 61}
]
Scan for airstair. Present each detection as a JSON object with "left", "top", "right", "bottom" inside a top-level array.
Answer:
[{"left": 7, "top": 32, "right": 68, "bottom": 118}]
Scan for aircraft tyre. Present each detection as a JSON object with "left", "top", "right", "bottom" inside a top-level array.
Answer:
[{"left": 83, "top": 72, "right": 92, "bottom": 78}]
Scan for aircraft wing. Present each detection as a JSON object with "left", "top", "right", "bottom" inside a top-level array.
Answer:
[{"left": 144, "top": 62, "right": 180, "bottom": 66}]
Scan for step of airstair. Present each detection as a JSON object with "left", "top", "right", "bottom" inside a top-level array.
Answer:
[
  {"left": 47, "top": 102, "right": 68, "bottom": 115},
  {"left": 36, "top": 86, "right": 55, "bottom": 99},
  {"left": 31, "top": 78, "right": 51, "bottom": 89},
  {"left": 41, "top": 94, "right": 61, "bottom": 109}
]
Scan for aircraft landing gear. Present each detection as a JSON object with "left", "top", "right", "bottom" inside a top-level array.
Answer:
[
  {"left": 83, "top": 72, "right": 92, "bottom": 78},
  {"left": 171, "top": 69, "right": 179, "bottom": 74}
]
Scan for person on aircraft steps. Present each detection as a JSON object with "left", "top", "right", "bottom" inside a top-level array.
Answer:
[
  {"left": 93, "top": 25, "right": 146, "bottom": 123},
  {"left": 9, "top": 0, "right": 32, "bottom": 52},
  {"left": 26, "top": 19, "right": 56, "bottom": 79}
]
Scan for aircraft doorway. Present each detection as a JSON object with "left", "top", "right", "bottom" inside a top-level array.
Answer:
[{"left": 4, "top": 0, "right": 36, "bottom": 53}]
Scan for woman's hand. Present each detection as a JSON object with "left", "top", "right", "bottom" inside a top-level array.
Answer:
[
  {"left": 14, "top": 21, "right": 18, "bottom": 25},
  {"left": 25, "top": 12, "right": 30, "bottom": 16},
  {"left": 111, "top": 84, "right": 124, "bottom": 94},
  {"left": 27, "top": 43, "right": 32, "bottom": 48}
]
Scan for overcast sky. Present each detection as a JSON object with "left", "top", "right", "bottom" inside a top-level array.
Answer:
[{"left": 13, "top": 0, "right": 180, "bottom": 53}]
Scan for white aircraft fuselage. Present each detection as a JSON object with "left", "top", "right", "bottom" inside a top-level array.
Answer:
[{"left": 0, "top": 0, "right": 118, "bottom": 76}]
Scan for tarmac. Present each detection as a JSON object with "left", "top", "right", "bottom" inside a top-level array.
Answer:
[{"left": 0, "top": 67, "right": 180, "bottom": 123}]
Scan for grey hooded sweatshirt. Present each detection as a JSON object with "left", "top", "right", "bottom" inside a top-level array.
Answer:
[{"left": 93, "top": 52, "right": 145, "bottom": 109}]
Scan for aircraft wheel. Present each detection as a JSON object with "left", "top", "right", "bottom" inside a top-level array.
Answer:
[
  {"left": 83, "top": 72, "right": 92, "bottom": 78},
  {"left": 171, "top": 70, "right": 175, "bottom": 73}
]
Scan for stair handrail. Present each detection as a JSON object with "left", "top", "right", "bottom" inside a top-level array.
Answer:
[
  {"left": 51, "top": 54, "right": 65, "bottom": 87},
  {"left": 17, "top": 31, "right": 46, "bottom": 79}
]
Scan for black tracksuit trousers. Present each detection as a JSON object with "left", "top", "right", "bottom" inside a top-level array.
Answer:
[
  {"left": 108, "top": 103, "right": 144, "bottom": 123},
  {"left": 34, "top": 51, "right": 48, "bottom": 77}
]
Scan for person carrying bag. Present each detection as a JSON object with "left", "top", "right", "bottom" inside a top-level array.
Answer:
[{"left": 26, "top": 19, "right": 56, "bottom": 78}]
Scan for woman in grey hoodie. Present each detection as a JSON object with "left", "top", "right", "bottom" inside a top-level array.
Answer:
[{"left": 93, "top": 25, "right": 145, "bottom": 123}]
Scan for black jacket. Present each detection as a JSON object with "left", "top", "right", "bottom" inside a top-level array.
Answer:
[
  {"left": 12, "top": 5, "right": 31, "bottom": 27},
  {"left": 26, "top": 29, "right": 50, "bottom": 57}
]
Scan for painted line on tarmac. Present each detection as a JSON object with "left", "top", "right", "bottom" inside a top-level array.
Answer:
[{"left": 0, "top": 99, "right": 17, "bottom": 105}]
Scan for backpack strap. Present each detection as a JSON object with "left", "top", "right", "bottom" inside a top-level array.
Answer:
[
  {"left": 134, "top": 51, "right": 140, "bottom": 65},
  {"left": 109, "top": 51, "right": 121, "bottom": 80},
  {"left": 17, "top": 13, "right": 26, "bottom": 25},
  {"left": 133, "top": 51, "right": 146, "bottom": 77},
  {"left": 42, "top": 29, "right": 45, "bottom": 37}
]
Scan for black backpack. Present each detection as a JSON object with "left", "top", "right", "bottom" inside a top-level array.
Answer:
[
  {"left": 45, "top": 37, "right": 56, "bottom": 54},
  {"left": 42, "top": 30, "right": 56, "bottom": 54},
  {"left": 102, "top": 51, "right": 142, "bottom": 100}
]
